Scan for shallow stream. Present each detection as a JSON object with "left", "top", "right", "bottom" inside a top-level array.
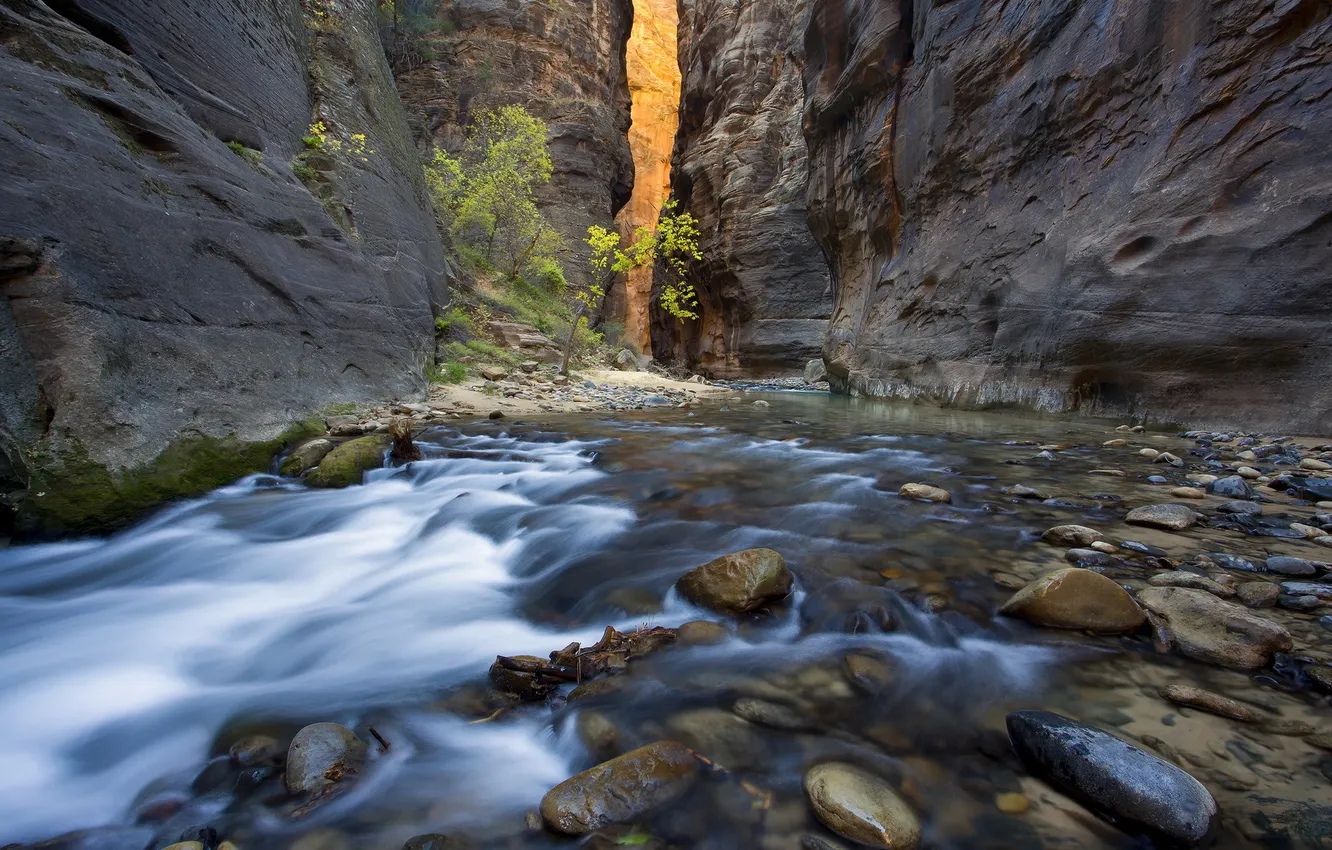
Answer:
[{"left": 1, "top": 392, "right": 1329, "bottom": 849}]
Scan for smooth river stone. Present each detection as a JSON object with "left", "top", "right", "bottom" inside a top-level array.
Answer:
[
  {"left": 675, "top": 548, "right": 793, "bottom": 615},
  {"left": 285, "top": 722, "right": 366, "bottom": 793},
  {"left": 1125, "top": 503, "right": 1199, "bottom": 531},
  {"left": 803, "top": 762, "right": 921, "bottom": 849},
  {"left": 540, "top": 741, "right": 698, "bottom": 835},
  {"left": 1007, "top": 711, "right": 1217, "bottom": 847},
  {"left": 1136, "top": 586, "right": 1292, "bottom": 669},
  {"left": 1000, "top": 568, "right": 1145, "bottom": 633}
]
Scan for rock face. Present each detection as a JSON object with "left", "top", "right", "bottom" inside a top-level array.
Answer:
[
  {"left": 651, "top": 0, "right": 832, "bottom": 376},
  {"left": 394, "top": 0, "right": 634, "bottom": 290},
  {"left": 999, "top": 568, "right": 1145, "bottom": 634},
  {"left": 1007, "top": 710, "right": 1218, "bottom": 847},
  {"left": 802, "top": 0, "right": 1332, "bottom": 432},
  {"left": 0, "top": 0, "right": 448, "bottom": 532},
  {"left": 539, "top": 740, "right": 698, "bottom": 835}
]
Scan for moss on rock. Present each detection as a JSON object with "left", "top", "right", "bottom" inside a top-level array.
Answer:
[
  {"left": 305, "top": 436, "right": 387, "bottom": 488},
  {"left": 19, "top": 420, "right": 322, "bottom": 538}
]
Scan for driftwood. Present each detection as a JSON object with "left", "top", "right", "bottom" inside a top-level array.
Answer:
[{"left": 490, "top": 625, "right": 680, "bottom": 701}]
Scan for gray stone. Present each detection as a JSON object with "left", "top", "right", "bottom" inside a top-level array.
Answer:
[
  {"left": 1205, "top": 553, "right": 1259, "bottom": 573},
  {"left": 1007, "top": 711, "right": 1217, "bottom": 847},
  {"left": 1207, "top": 476, "right": 1256, "bottom": 499},
  {"left": 539, "top": 741, "right": 698, "bottom": 835},
  {"left": 285, "top": 722, "right": 367, "bottom": 793},
  {"left": 1266, "top": 556, "right": 1319, "bottom": 577},
  {"left": 1125, "top": 504, "right": 1199, "bottom": 531},
  {"left": 804, "top": 359, "right": 829, "bottom": 384},
  {"left": 1065, "top": 548, "right": 1114, "bottom": 567},
  {"left": 1040, "top": 525, "right": 1104, "bottom": 547},
  {"left": 1277, "top": 581, "right": 1332, "bottom": 599},
  {"left": 1217, "top": 500, "right": 1262, "bottom": 516}
]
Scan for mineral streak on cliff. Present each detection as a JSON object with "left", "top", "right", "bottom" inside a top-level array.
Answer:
[{"left": 612, "top": 0, "right": 681, "bottom": 353}]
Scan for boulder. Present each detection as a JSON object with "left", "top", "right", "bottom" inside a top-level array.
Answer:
[
  {"left": 1136, "top": 586, "right": 1292, "bottom": 669},
  {"left": 1125, "top": 503, "right": 1199, "bottom": 531},
  {"left": 1006, "top": 711, "right": 1217, "bottom": 847},
  {"left": 675, "top": 548, "right": 793, "bottom": 615},
  {"left": 1040, "top": 525, "right": 1104, "bottom": 547},
  {"left": 539, "top": 741, "right": 698, "bottom": 835},
  {"left": 478, "top": 365, "right": 509, "bottom": 382},
  {"left": 898, "top": 483, "right": 951, "bottom": 503},
  {"left": 280, "top": 438, "right": 335, "bottom": 477},
  {"left": 804, "top": 359, "right": 829, "bottom": 384},
  {"left": 305, "top": 437, "right": 386, "bottom": 488},
  {"left": 803, "top": 762, "right": 921, "bottom": 849},
  {"left": 999, "top": 568, "right": 1145, "bottom": 634},
  {"left": 285, "top": 722, "right": 367, "bottom": 793}
]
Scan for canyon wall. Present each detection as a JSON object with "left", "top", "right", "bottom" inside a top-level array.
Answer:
[
  {"left": 0, "top": 0, "right": 448, "bottom": 532},
  {"left": 804, "top": 0, "right": 1332, "bottom": 431},
  {"left": 395, "top": 0, "right": 634, "bottom": 289},
  {"left": 653, "top": 0, "right": 832, "bottom": 376}
]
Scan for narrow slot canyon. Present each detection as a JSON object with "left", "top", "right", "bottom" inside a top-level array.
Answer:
[{"left": 612, "top": 0, "right": 681, "bottom": 356}]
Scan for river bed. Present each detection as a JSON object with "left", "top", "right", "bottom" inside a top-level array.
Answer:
[{"left": 1, "top": 391, "right": 1329, "bottom": 849}]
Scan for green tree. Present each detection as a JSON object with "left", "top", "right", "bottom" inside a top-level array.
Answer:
[
  {"left": 424, "top": 105, "right": 565, "bottom": 285},
  {"left": 560, "top": 201, "right": 703, "bottom": 375}
]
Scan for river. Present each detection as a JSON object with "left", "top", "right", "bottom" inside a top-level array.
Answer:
[{"left": 1, "top": 391, "right": 1328, "bottom": 848}]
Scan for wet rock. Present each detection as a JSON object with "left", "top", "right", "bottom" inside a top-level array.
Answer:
[
  {"left": 1121, "top": 540, "right": 1168, "bottom": 557},
  {"left": 285, "top": 722, "right": 367, "bottom": 793},
  {"left": 803, "top": 762, "right": 920, "bottom": 849},
  {"left": 731, "top": 697, "right": 816, "bottom": 731},
  {"left": 1170, "top": 487, "right": 1205, "bottom": 500},
  {"left": 676, "top": 620, "right": 728, "bottom": 646},
  {"left": 1207, "top": 476, "right": 1255, "bottom": 499},
  {"left": 1004, "top": 484, "right": 1050, "bottom": 499},
  {"left": 289, "top": 829, "right": 350, "bottom": 850},
  {"left": 898, "top": 483, "right": 951, "bottom": 503},
  {"left": 1278, "top": 594, "right": 1320, "bottom": 611},
  {"left": 1136, "top": 587, "right": 1292, "bottom": 669},
  {"left": 1277, "top": 581, "right": 1332, "bottom": 599},
  {"left": 1217, "top": 500, "right": 1261, "bottom": 516},
  {"left": 675, "top": 548, "right": 793, "bottom": 615},
  {"left": 488, "top": 410, "right": 505, "bottom": 420},
  {"left": 1158, "top": 685, "right": 1258, "bottom": 722},
  {"left": 1322, "top": 615, "right": 1332, "bottom": 632},
  {"left": 1149, "top": 571, "right": 1235, "bottom": 598},
  {"left": 228, "top": 734, "right": 282, "bottom": 767},
  {"left": 664, "top": 708, "right": 764, "bottom": 771},
  {"left": 1139, "top": 448, "right": 1160, "bottom": 459},
  {"left": 1000, "top": 568, "right": 1145, "bottom": 634},
  {"left": 305, "top": 437, "right": 386, "bottom": 488},
  {"left": 1237, "top": 582, "right": 1280, "bottom": 608},
  {"left": 1153, "top": 452, "right": 1184, "bottom": 467},
  {"left": 1236, "top": 466, "right": 1262, "bottom": 480},
  {"left": 994, "top": 792, "right": 1030, "bottom": 814},
  {"left": 1006, "top": 711, "right": 1217, "bottom": 847},
  {"left": 1301, "top": 458, "right": 1332, "bottom": 472},
  {"left": 1125, "top": 503, "right": 1199, "bottom": 531},
  {"left": 1205, "top": 553, "right": 1259, "bottom": 572},
  {"left": 1065, "top": 548, "right": 1114, "bottom": 567},
  {"left": 539, "top": 741, "right": 698, "bottom": 835},
  {"left": 402, "top": 835, "right": 475, "bottom": 850},
  {"left": 280, "top": 439, "right": 335, "bottom": 477},
  {"left": 800, "top": 579, "right": 900, "bottom": 634},
  {"left": 1307, "top": 666, "right": 1332, "bottom": 694},
  {"left": 1040, "top": 525, "right": 1104, "bottom": 547},
  {"left": 22, "top": 831, "right": 157, "bottom": 850},
  {"left": 842, "top": 652, "right": 896, "bottom": 694},
  {"left": 577, "top": 711, "right": 624, "bottom": 762}
]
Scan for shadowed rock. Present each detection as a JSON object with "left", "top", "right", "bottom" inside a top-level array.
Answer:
[{"left": 540, "top": 741, "right": 698, "bottom": 835}]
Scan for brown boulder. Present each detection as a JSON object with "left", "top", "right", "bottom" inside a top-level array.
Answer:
[
  {"left": 1000, "top": 568, "right": 1145, "bottom": 634},
  {"left": 1137, "top": 586, "right": 1292, "bottom": 669},
  {"left": 539, "top": 741, "right": 698, "bottom": 835},
  {"left": 675, "top": 548, "right": 792, "bottom": 615}
]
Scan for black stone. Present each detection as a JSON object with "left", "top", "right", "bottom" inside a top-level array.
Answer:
[
  {"left": 1216, "top": 500, "right": 1261, "bottom": 516},
  {"left": 1006, "top": 710, "right": 1218, "bottom": 847},
  {"left": 1289, "top": 477, "right": 1332, "bottom": 502}
]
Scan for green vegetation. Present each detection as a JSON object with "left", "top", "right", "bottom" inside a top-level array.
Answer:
[
  {"left": 303, "top": 121, "right": 374, "bottom": 163},
  {"left": 426, "top": 361, "right": 468, "bottom": 384},
  {"left": 424, "top": 105, "right": 565, "bottom": 284},
  {"left": 226, "top": 140, "right": 265, "bottom": 168},
  {"left": 21, "top": 421, "right": 323, "bottom": 536},
  {"left": 434, "top": 306, "right": 474, "bottom": 336},
  {"left": 562, "top": 201, "right": 702, "bottom": 373},
  {"left": 305, "top": 436, "right": 387, "bottom": 488},
  {"left": 321, "top": 402, "right": 359, "bottom": 416}
]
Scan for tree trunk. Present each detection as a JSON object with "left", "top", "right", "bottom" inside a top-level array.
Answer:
[{"left": 560, "top": 303, "right": 589, "bottom": 376}]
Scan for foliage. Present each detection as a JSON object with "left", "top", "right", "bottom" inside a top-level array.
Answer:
[
  {"left": 303, "top": 121, "right": 374, "bottom": 163},
  {"left": 377, "top": 0, "right": 453, "bottom": 73},
  {"left": 424, "top": 105, "right": 564, "bottom": 283},
  {"left": 225, "top": 140, "right": 264, "bottom": 168},
  {"left": 426, "top": 361, "right": 467, "bottom": 384},
  {"left": 301, "top": 0, "right": 341, "bottom": 31},
  {"left": 434, "top": 306, "right": 474, "bottom": 336},
  {"left": 559, "top": 201, "right": 703, "bottom": 373}
]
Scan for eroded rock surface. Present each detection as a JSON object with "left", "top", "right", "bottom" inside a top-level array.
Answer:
[
  {"left": 803, "top": 0, "right": 1332, "bottom": 432},
  {"left": 652, "top": 0, "right": 831, "bottom": 376}
]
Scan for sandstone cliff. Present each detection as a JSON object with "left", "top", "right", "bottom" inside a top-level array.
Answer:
[
  {"left": 395, "top": 0, "right": 634, "bottom": 289},
  {"left": 0, "top": 0, "right": 448, "bottom": 532},
  {"left": 653, "top": 0, "right": 832, "bottom": 376},
  {"left": 804, "top": 0, "right": 1332, "bottom": 431}
]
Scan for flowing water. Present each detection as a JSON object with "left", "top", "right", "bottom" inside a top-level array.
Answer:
[{"left": 1, "top": 392, "right": 1329, "bottom": 849}]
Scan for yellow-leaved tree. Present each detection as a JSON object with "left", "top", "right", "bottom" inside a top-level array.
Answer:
[{"left": 561, "top": 201, "right": 703, "bottom": 375}]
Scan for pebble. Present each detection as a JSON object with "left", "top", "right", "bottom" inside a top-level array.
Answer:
[
  {"left": 1278, "top": 594, "right": 1320, "bottom": 611},
  {"left": 1139, "top": 448, "right": 1160, "bottom": 459},
  {"left": 994, "top": 792, "right": 1030, "bottom": 814},
  {"left": 1289, "top": 522, "right": 1323, "bottom": 538},
  {"left": 1207, "top": 476, "right": 1255, "bottom": 499},
  {"left": 1041, "top": 525, "right": 1104, "bottom": 547},
  {"left": 1217, "top": 500, "right": 1261, "bottom": 516},
  {"left": 1277, "top": 581, "right": 1332, "bottom": 599},
  {"left": 1065, "top": 548, "right": 1114, "bottom": 567},
  {"left": 1265, "top": 556, "right": 1318, "bottom": 577},
  {"left": 1153, "top": 452, "right": 1184, "bottom": 467},
  {"left": 1170, "top": 487, "right": 1205, "bottom": 500},
  {"left": 1205, "top": 553, "right": 1259, "bottom": 572},
  {"left": 1149, "top": 571, "right": 1234, "bottom": 598},
  {"left": 1237, "top": 582, "right": 1280, "bottom": 608},
  {"left": 1004, "top": 484, "right": 1050, "bottom": 499},
  {"left": 1158, "top": 685, "right": 1258, "bottom": 722},
  {"left": 1301, "top": 458, "right": 1332, "bottom": 471},
  {"left": 1236, "top": 466, "right": 1262, "bottom": 480}
]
